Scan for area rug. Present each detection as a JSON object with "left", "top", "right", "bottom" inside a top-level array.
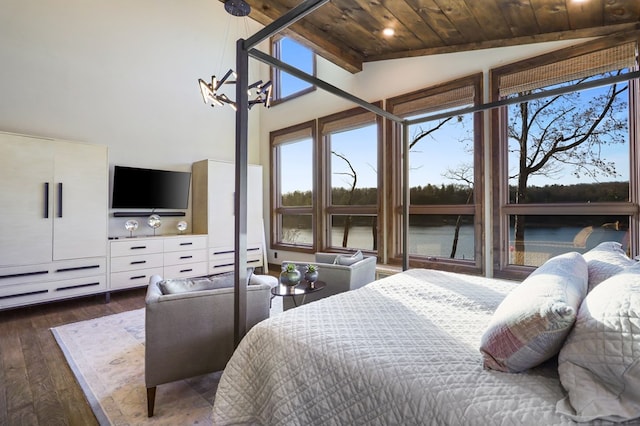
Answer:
[{"left": 51, "top": 308, "right": 221, "bottom": 425}]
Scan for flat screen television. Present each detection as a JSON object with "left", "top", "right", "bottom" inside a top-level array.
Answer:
[{"left": 111, "top": 165, "right": 191, "bottom": 209}]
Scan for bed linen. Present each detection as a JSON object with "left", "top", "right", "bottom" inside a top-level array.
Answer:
[{"left": 212, "top": 269, "right": 612, "bottom": 425}]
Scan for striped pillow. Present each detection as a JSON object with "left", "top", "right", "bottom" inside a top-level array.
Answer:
[{"left": 480, "top": 252, "right": 588, "bottom": 373}]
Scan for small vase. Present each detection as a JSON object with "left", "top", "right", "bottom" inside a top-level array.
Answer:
[
  {"left": 280, "top": 269, "right": 301, "bottom": 286},
  {"left": 304, "top": 271, "right": 318, "bottom": 284}
]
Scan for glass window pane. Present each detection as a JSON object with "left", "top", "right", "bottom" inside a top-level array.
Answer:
[
  {"left": 508, "top": 215, "right": 630, "bottom": 267},
  {"left": 330, "top": 215, "right": 377, "bottom": 251},
  {"left": 279, "top": 37, "right": 313, "bottom": 99},
  {"left": 408, "top": 214, "right": 475, "bottom": 260},
  {"left": 507, "top": 77, "right": 630, "bottom": 204},
  {"left": 279, "top": 138, "right": 313, "bottom": 207},
  {"left": 280, "top": 214, "right": 313, "bottom": 245},
  {"left": 409, "top": 112, "right": 474, "bottom": 205},
  {"left": 329, "top": 124, "right": 378, "bottom": 205}
]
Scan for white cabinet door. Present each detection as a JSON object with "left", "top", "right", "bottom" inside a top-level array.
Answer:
[
  {"left": 53, "top": 141, "right": 108, "bottom": 260},
  {"left": 0, "top": 133, "right": 54, "bottom": 266},
  {"left": 209, "top": 160, "right": 236, "bottom": 247},
  {"left": 247, "top": 165, "right": 264, "bottom": 246}
]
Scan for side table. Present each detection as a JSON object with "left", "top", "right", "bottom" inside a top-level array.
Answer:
[{"left": 270, "top": 281, "right": 326, "bottom": 308}]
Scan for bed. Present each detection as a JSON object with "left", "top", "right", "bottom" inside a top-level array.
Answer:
[{"left": 211, "top": 247, "right": 640, "bottom": 425}]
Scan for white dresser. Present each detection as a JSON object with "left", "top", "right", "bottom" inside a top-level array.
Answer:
[{"left": 108, "top": 234, "right": 208, "bottom": 291}]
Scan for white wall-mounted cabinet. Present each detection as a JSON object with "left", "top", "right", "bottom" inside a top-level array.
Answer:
[
  {"left": 192, "top": 159, "right": 264, "bottom": 274},
  {"left": 0, "top": 132, "right": 108, "bottom": 309}
]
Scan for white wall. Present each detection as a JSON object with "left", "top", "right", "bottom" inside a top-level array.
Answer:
[{"left": 0, "top": 0, "right": 267, "bottom": 236}]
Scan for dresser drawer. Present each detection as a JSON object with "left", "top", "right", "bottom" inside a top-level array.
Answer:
[
  {"left": 164, "top": 236, "right": 207, "bottom": 252},
  {"left": 110, "top": 267, "right": 163, "bottom": 290},
  {"left": 0, "top": 258, "right": 106, "bottom": 287},
  {"left": 110, "top": 238, "right": 164, "bottom": 257},
  {"left": 164, "top": 262, "right": 208, "bottom": 279},
  {"left": 110, "top": 253, "right": 164, "bottom": 273},
  {"left": 163, "top": 249, "right": 208, "bottom": 266}
]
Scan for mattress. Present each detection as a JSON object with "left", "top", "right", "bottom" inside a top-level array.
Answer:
[{"left": 211, "top": 268, "right": 611, "bottom": 425}]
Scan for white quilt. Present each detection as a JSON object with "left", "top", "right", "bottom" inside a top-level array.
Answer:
[{"left": 211, "top": 269, "right": 610, "bottom": 425}]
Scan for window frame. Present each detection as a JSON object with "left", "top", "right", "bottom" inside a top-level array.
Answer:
[
  {"left": 270, "top": 35, "right": 317, "bottom": 106},
  {"left": 270, "top": 120, "right": 318, "bottom": 253},
  {"left": 490, "top": 34, "right": 640, "bottom": 280},
  {"left": 386, "top": 74, "right": 485, "bottom": 274},
  {"left": 318, "top": 103, "right": 384, "bottom": 255}
]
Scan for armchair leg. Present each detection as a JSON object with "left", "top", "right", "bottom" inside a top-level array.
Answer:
[{"left": 147, "top": 386, "right": 156, "bottom": 417}]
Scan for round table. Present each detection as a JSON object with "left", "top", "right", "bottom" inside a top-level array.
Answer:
[{"left": 270, "top": 280, "right": 326, "bottom": 307}]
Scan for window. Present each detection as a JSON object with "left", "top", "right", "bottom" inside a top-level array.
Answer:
[
  {"left": 271, "top": 121, "right": 317, "bottom": 252},
  {"left": 271, "top": 36, "right": 316, "bottom": 104},
  {"left": 320, "top": 105, "right": 382, "bottom": 253},
  {"left": 387, "top": 75, "right": 483, "bottom": 272},
  {"left": 491, "top": 35, "right": 639, "bottom": 278}
]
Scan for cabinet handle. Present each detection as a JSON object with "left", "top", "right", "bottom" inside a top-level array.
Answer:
[
  {"left": 56, "top": 265, "right": 100, "bottom": 273},
  {"left": 44, "top": 182, "right": 50, "bottom": 218},
  {"left": 56, "top": 282, "right": 100, "bottom": 291},
  {"left": 180, "top": 268, "right": 193, "bottom": 273},
  {"left": 57, "top": 183, "right": 63, "bottom": 218},
  {"left": 131, "top": 260, "right": 146, "bottom": 265},
  {"left": 179, "top": 242, "right": 193, "bottom": 246},
  {"left": 0, "top": 270, "right": 48, "bottom": 280},
  {"left": 215, "top": 263, "right": 234, "bottom": 268},
  {"left": 0, "top": 289, "right": 48, "bottom": 300},
  {"left": 131, "top": 246, "right": 147, "bottom": 250},
  {"left": 213, "top": 250, "right": 234, "bottom": 255},
  {"left": 248, "top": 247, "right": 260, "bottom": 252},
  {"left": 130, "top": 275, "right": 146, "bottom": 280},
  {"left": 179, "top": 255, "right": 193, "bottom": 259}
]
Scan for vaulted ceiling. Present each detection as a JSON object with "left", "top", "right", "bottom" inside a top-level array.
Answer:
[{"left": 222, "top": 0, "right": 640, "bottom": 73}]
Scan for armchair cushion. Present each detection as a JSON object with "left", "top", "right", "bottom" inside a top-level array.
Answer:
[
  {"left": 334, "top": 250, "right": 364, "bottom": 266},
  {"left": 158, "top": 269, "right": 253, "bottom": 295}
]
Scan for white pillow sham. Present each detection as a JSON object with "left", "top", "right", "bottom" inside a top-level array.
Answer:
[{"left": 557, "top": 262, "right": 640, "bottom": 422}]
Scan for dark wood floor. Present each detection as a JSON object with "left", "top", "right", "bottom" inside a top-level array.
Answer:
[{"left": 0, "top": 288, "right": 147, "bottom": 426}]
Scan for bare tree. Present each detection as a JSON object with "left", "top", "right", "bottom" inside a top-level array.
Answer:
[
  {"left": 443, "top": 164, "right": 473, "bottom": 258},
  {"left": 509, "top": 79, "right": 627, "bottom": 264},
  {"left": 332, "top": 151, "right": 357, "bottom": 248}
]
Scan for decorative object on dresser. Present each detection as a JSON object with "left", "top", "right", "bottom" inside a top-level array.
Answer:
[
  {"left": 124, "top": 219, "right": 139, "bottom": 237},
  {"left": 0, "top": 131, "right": 108, "bottom": 309},
  {"left": 191, "top": 159, "right": 265, "bottom": 275},
  {"left": 176, "top": 220, "right": 188, "bottom": 233},
  {"left": 147, "top": 214, "right": 162, "bottom": 235}
]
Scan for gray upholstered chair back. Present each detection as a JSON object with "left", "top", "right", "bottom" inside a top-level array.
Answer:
[{"left": 144, "top": 274, "right": 271, "bottom": 416}]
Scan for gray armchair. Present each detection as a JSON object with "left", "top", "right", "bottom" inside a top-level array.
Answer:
[
  {"left": 144, "top": 274, "right": 271, "bottom": 417},
  {"left": 281, "top": 252, "right": 376, "bottom": 310}
]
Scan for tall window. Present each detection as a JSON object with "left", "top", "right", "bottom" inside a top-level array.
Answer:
[
  {"left": 271, "top": 121, "right": 316, "bottom": 252},
  {"left": 319, "top": 106, "right": 382, "bottom": 253},
  {"left": 492, "top": 35, "right": 639, "bottom": 278},
  {"left": 271, "top": 36, "right": 316, "bottom": 104},
  {"left": 387, "top": 75, "right": 483, "bottom": 272}
]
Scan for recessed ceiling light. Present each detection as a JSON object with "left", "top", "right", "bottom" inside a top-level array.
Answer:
[{"left": 382, "top": 28, "right": 395, "bottom": 37}]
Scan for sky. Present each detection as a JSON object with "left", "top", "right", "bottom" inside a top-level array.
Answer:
[{"left": 278, "top": 39, "right": 630, "bottom": 194}]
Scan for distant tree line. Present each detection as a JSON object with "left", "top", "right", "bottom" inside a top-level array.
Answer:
[
  {"left": 283, "top": 181, "right": 628, "bottom": 206},
  {"left": 282, "top": 181, "right": 629, "bottom": 229}
]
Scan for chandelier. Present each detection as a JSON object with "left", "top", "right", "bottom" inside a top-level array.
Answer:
[
  {"left": 198, "top": 0, "right": 272, "bottom": 110},
  {"left": 198, "top": 71, "right": 272, "bottom": 110}
]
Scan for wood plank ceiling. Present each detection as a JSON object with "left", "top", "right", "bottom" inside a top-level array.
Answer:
[{"left": 222, "top": 0, "right": 640, "bottom": 73}]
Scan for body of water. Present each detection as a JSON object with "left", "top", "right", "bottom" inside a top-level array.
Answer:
[{"left": 284, "top": 225, "right": 628, "bottom": 266}]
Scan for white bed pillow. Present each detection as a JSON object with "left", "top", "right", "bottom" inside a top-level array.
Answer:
[
  {"left": 556, "top": 262, "right": 640, "bottom": 423},
  {"left": 480, "top": 251, "right": 588, "bottom": 373},
  {"left": 582, "top": 241, "right": 635, "bottom": 292}
]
